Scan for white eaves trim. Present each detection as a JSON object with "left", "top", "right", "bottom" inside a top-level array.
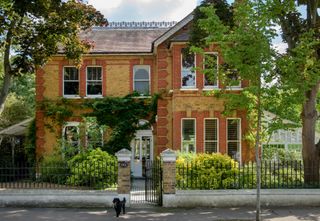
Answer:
[{"left": 153, "top": 13, "right": 194, "bottom": 52}]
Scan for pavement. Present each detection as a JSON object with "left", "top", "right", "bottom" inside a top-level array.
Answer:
[{"left": 0, "top": 207, "right": 319, "bottom": 221}]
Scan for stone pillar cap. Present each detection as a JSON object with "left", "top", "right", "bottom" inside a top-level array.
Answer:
[
  {"left": 161, "top": 148, "right": 176, "bottom": 162},
  {"left": 116, "top": 148, "right": 131, "bottom": 161}
]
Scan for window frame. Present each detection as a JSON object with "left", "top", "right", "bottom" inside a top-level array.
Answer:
[
  {"left": 181, "top": 48, "right": 196, "bottom": 89},
  {"left": 133, "top": 65, "right": 151, "bottom": 96},
  {"left": 86, "top": 66, "right": 103, "bottom": 98},
  {"left": 203, "top": 52, "right": 219, "bottom": 90},
  {"left": 63, "top": 66, "right": 80, "bottom": 98},
  {"left": 181, "top": 118, "right": 196, "bottom": 153},
  {"left": 62, "top": 122, "right": 80, "bottom": 156},
  {"left": 226, "top": 118, "right": 241, "bottom": 163},
  {"left": 204, "top": 118, "right": 219, "bottom": 153}
]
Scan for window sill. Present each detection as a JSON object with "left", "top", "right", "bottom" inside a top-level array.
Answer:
[
  {"left": 63, "top": 96, "right": 81, "bottom": 99},
  {"left": 133, "top": 95, "right": 152, "bottom": 99},
  {"left": 203, "top": 87, "right": 220, "bottom": 91},
  {"left": 226, "top": 87, "right": 243, "bottom": 91},
  {"left": 84, "top": 96, "right": 104, "bottom": 99},
  {"left": 180, "top": 88, "right": 199, "bottom": 91}
]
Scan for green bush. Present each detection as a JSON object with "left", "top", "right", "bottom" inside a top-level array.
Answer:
[
  {"left": 67, "top": 148, "right": 117, "bottom": 189},
  {"left": 176, "top": 152, "right": 239, "bottom": 190},
  {"left": 39, "top": 154, "right": 69, "bottom": 185},
  {"left": 239, "top": 161, "right": 304, "bottom": 188}
]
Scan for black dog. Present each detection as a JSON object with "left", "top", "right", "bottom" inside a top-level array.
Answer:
[{"left": 112, "top": 197, "right": 126, "bottom": 217}]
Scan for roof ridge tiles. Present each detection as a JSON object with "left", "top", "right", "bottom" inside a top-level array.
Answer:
[{"left": 101, "top": 21, "right": 177, "bottom": 29}]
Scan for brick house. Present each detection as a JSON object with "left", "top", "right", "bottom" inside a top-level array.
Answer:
[{"left": 36, "top": 14, "right": 252, "bottom": 177}]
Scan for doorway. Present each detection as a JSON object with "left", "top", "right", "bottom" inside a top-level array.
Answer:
[{"left": 131, "top": 130, "right": 153, "bottom": 178}]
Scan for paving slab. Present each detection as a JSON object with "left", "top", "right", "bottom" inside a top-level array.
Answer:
[{"left": 0, "top": 207, "right": 319, "bottom": 221}]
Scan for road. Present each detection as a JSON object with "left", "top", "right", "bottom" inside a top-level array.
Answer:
[{"left": 0, "top": 207, "right": 319, "bottom": 221}]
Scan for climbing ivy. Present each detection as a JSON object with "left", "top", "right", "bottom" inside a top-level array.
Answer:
[
  {"left": 39, "top": 93, "right": 159, "bottom": 154},
  {"left": 84, "top": 93, "right": 159, "bottom": 154}
]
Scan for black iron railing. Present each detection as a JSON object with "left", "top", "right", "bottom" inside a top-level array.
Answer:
[
  {"left": 176, "top": 160, "right": 320, "bottom": 190},
  {"left": 0, "top": 161, "right": 118, "bottom": 190}
]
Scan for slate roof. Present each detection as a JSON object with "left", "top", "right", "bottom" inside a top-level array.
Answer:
[{"left": 80, "top": 27, "right": 169, "bottom": 53}]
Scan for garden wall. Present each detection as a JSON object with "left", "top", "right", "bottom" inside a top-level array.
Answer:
[{"left": 163, "top": 189, "right": 320, "bottom": 207}]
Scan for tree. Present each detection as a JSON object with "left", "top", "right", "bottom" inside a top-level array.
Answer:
[
  {"left": 268, "top": 0, "right": 320, "bottom": 185},
  {"left": 191, "top": 0, "right": 319, "bottom": 219},
  {"left": 0, "top": 0, "right": 107, "bottom": 112},
  {"left": 190, "top": 1, "right": 277, "bottom": 220}
]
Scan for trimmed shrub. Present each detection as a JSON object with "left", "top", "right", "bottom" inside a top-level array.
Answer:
[
  {"left": 67, "top": 148, "right": 117, "bottom": 189},
  {"left": 176, "top": 152, "right": 239, "bottom": 189}
]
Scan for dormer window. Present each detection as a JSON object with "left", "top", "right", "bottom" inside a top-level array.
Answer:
[
  {"left": 133, "top": 65, "right": 150, "bottom": 96},
  {"left": 181, "top": 48, "right": 196, "bottom": 88}
]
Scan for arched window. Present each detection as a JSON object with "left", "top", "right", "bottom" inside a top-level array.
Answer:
[{"left": 133, "top": 65, "right": 150, "bottom": 95}]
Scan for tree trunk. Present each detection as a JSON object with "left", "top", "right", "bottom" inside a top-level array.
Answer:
[
  {"left": 0, "top": 71, "right": 12, "bottom": 113},
  {"left": 301, "top": 82, "right": 320, "bottom": 185},
  {"left": 0, "top": 21, "right": 14, "bottom": 113},
  {"left": 255, "top": 82, "right": 262, "bottom": 221}
]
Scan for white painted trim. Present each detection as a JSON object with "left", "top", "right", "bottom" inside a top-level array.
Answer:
[
  {"left": 226, "top": 118, "right": 242, "bottom": 164},
  {"left": 204, "top": 118, "right": 219, "bottom": 153},
  {"left": 180, "top": 88, "right": 199, "bottom": 91},
  {"left": 86, "top": 66, "right": 103, "bottom": 98},
  {"left": 63, "top": 66, "right": 80, "bottom": 98},
  {"left": 203, "top": 52, "right": 219, "bottom": 88},
  {"left": 181, "top": 118, "right": 196, "bottom": 153},
  {"left": 133, "top": 65, "right": 151, "bottom": 96}
]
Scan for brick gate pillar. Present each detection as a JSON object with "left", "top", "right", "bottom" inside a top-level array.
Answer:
[
  {"left": 161, "top": 149, "right": 176, "bottom": 200},
  {"left": 115, "top": 149, "right": 131, "bottom": 205}
]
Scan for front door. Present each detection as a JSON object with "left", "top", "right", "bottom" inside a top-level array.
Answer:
[{"left": 131, "top": 131, "right": 153, "bottom": 177}]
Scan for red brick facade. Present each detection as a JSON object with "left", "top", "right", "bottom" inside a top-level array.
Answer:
[{"left": 35, "top": 18, "right": 252, "bottom": 163}]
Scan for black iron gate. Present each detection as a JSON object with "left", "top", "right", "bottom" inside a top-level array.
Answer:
[
  {"left": 145, "top": 159, "right": 162, "bottom": 206},
  {"left": 130, "top": 159, "right": 162, "bottom": 206}
]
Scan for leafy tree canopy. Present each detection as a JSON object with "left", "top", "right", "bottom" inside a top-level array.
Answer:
[{"left": 0, "top": 0, "right": 106, "bottom": 111}]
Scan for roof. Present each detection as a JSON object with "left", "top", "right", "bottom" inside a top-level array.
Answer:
[
  {"left": 79, "top": 21, "right": 178, "bottom": 54},
  {"left": 153, "top": 13, "right": 193, "bottom": 48},
  {"left": 0, "top": 118, "right": 33, "bottom": 136}
]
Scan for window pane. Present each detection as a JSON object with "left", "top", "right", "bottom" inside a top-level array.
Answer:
[
  {"left": 204, "top": 53, "right": 218, "bottom": 87},
  {"left": 134, "top": 68, "right": 149, "bottom": 80},
  {"left": 134, "top": 81, "right": 149, "bottom": 95},
  {"left": 228, "top": 141, "right": 239, "bottom": 160},
  {"left": 64, "top": 82, "right": 79, "bottom": 95},
  {"left": 182, "top": 119, "right": 195, "bottom": 152},
  {"left": 227, "top": 119, "right": 240, "bottom": 161},
  {"left": 63, "top": 125, "right": 79, "bottom": 158},
  {"left": 87, "top": 82, "right": 102, "bottom": 95},
  {"left": 205, "top": 142, "right": 217, "bottom": 153},
  {"left": 226, "top": 69, "right": 240, "bottom": 87},
  {"left": 87, "top": 120, "right": 103, "bottom": 149},
  {"left": 64, "top": 67, "right": 78, "bottom": 80},
  {"left": 227, "top": 119, "right": 239, "bottom": 141},
  {"left": 205, "top": 119, "right": 217, "bottom": 141},
  {"left": 181, "top": 48, "right": 195, "bottom": 87},
  {"left": 87, "top": 67, "right": 102, "bottom": 81}
]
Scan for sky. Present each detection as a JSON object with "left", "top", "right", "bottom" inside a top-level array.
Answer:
[
  {"left": 88, "top": 0, "right": 200, "bottom": 22},
  {"left": 87, "top": 0, "right": 287, "bottom": 52}
]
